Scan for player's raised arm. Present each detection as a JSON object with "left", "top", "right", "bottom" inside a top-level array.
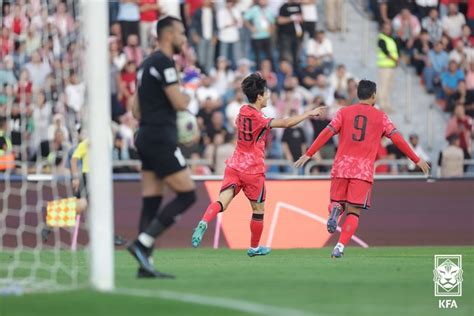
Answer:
[
  {"left": 388, "top": 131, "right": 430, "bottom": 175},
  {"left": 382, "top": 113, "right": 430, "bottom": 175},
  {"left": 270, "top": 106, "right": 326, "bottom": 129}
]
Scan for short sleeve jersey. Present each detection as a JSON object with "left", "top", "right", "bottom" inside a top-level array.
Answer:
[
  {"left": 328, "top": 104, "right": 397, "bottom": 183},
  {"left": 226, "top": 105, "right": 273, "bottom": 174},
  {"left": 137, "top": 50, "right": 180, "bottom": 143}
]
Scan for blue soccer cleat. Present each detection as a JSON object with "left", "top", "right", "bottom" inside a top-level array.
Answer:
[
  {"left": 247, "top": 246, "right": 271, "bottom": 257},
  {"left": 192, "top": 220, "right": 208, "bottom": 248},
  {"left": 327, "top": 203, "right": 343, "bottom": 234},
  {"left": 331, "top": 246, "right": 344, "bottom": 259}
]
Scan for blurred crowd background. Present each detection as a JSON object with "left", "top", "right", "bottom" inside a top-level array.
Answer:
[{"left": 0, "top": 0, "right": 473, "bottom": 177}]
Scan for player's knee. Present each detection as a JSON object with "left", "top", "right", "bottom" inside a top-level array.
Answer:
[{"left": 177, "top": 190, "right": 196, "bottom": 210}]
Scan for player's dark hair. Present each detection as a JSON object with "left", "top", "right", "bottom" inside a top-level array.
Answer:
[
  {"left": 241, "top": 73, "right": 267, "bottom": 103},
  {"left": 156, "top": 16, "right": 182, "bottom": 38},
  {"left": 357, "top": 80, "right": 377, "bottom": 100}
]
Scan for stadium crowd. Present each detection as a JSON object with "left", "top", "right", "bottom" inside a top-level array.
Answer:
[{"left": 0, "top": 0, "right": 472, "bottom": 177}]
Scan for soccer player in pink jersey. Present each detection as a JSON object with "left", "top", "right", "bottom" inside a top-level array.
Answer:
[
  {"left": 295, "top": 80, "right": 430, "bottom": 258},
  {"left": 192, "top": 73, "right": 326, "bottom": 256}
]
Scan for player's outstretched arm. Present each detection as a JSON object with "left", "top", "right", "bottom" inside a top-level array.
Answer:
[
  {"left": 294, "top": 126, "right": 334, "bottom": 168},
  {"left": 270, "top": 106, "right": 327, "bottom": 129},
  {"left": 389, "top": 132, "right": 431, "bottom": 175}
]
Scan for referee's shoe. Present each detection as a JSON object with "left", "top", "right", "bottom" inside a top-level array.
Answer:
[{"left": 127, "top": 241, "right": 175, "bottom": 279}]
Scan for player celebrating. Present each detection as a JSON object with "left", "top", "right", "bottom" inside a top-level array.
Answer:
[
  {"left": 128, "top": 16, "right": 196, "bottom": 278},
  {"left": 191, "top": 73, "right": 326, "bottom": 256},
  {"left": 294, "top": 80, "right": 430, "bottom": 258}
]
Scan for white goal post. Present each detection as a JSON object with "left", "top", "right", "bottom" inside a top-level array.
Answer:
[{"left": 82, "top": 0, "right": 114, "bottom": 291}]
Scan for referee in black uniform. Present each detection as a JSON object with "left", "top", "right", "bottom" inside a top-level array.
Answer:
[{"left": 128, "top": 16, "right": 196, "bottom": 278}]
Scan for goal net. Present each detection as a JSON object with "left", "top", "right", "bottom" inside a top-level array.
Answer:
[{"left": 0, "top": 0, "right": 113, "bottom": 293}]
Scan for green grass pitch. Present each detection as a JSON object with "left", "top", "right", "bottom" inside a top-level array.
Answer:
[{"left": 1, "top": 247, "right": 473, "bottom": 316}]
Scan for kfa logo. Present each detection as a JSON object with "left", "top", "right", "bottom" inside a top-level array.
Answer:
[{"left": 433, "top": 255, "right": 463, "bottom": 309}]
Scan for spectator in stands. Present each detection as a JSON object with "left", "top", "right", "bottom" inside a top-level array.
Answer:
[
  {"left": 8, "top": 104, "right": 25, "bottom": 159},
  {"left": 442, "top": 3, "right": 466, "bottom": 40},
  {"left": 446, "top": 103, "right": 473, "bottom": 159},
  {"left": 110, "top": 37, "right": 127, "bottom": 71},
  {"left": 423, "top": 40, "right": 449, "bottom": 94},
  {"left": 3, "top": 4, "right": 29, "bottom": 36},
  {"left": 225, "top": 88, "right": 244, "bottom": 132},
  {"left": 276, "top": 59, "right": 300, "bottom": 93},
  {"left": 65, "top": 71, "right": 85, "bottom": 116},
  {"left": 16, "top": 69, "right": 33, "bottom": 105},
  {"left": 158, "top": 0, "right": 181, "bottom": 20},
  {"left": 449, "top": 41, "right": 469, "bottom": 69},
  {"left": 0, "top": 27, "right": 13, "bottom": 59},
  {"left": 407, "top": 133, "right": 430, "bottom": 172},
  {"left": 324, "top": 0, "right": 342, "bottom": 32},
  {"left": 217, "top": 0, "right": 242, "bottom": 68},
  {"left": 197, "top": 97, "right": 217, "bottom": 143},
  {"left": 123, "top": 34, "right": 143, "bottom": 66},
  {"left": 209, "top": 56, "right": 235, "bottom": 97},
  {"left": 49, "top": 2, "right": 75, "bottom": 40},
  {"left": 259, "top": 59, "right": 278, "bottom": 91},
  {"left": 441, "top": 60, "right": 465, "bottom": 99},
  {"left": 139, "top": 0, "right": 159, "bottom": 50},
  {"left": 446, "top": 80, "right": 474, "bottom": 113},
  {"left": 234, "top": 58, "right": 253, "bottom": 79},
  {"left": 377, "top": 22, "right": 399, "bottom": 112},
  {"left": 25, "top": 25, "right": 41, "bottom": 56},
  {"left": 299, "top": 55, "right": 323, "bottom": 90},
  {"left": 281, "top": 109, "right": 307, "bottom": 164},
  {"left": 277, "top": 0, "right": 303, "bottom": 70},
  {"left": 117, "top": 0, "right": 140, "bottom": 46},
  {"left": 47, "top": 128, "right": 69, "bottom": 171},
  {"left": 206, "top": 111, "right": 229, "bottom": 147},
  {"left": 422, "top": 8, "right": 443, "bottom": 44},
  {"left": 196, "top": 74, "right": 221, "bottom": 109},
  {"left": 191, "top": 0, "right": 217, "bottom": 73},
  {"left": 411, "top": 29, "right": 432, "bottom": 76},
  {"left": 438, "top": 134, "right": 464, "bottom": 177},
  {"left": 377, "top": 0, "right": 414, "bottom": 26},
  {"left": 119, "top": 61, "right": 137, "bottom": 110},
  {"left": 392, "top": 7, "right": 421, "bottom": 55},
  {"left": 11, "top": 41, "right": 26, "bottom": 79},
  {"left": 414, "top": 0, "right": 438, "bottom": 20},
  {"left": 48, "top": 113, "right": 69, "bottom": 144},
  {"left": 311, "top": 74, "right": 335, "bottom": 107},
  {"left": 345, "top": 78, "right": 359, "bottom": 105},
  {"left": 301, "top": 0, "right": 318, "bottom": 39},
  {"left": 306, "top": 30, "right": 334, "bottom": 75},
  {"left": 24, "top": 51, "right": 51, "bottom": 91},
  {"left": 213, "top": 133, "right": 235, "bottom": 175},
  {"left": 0, "top": 56, "right": 17, "bottom": 87},
  {"left": 243, "top": 0, "right": 275, "bottom": 70},
  {"left": 31, "top": 91, "right": 52, "bottom": 160},
  {"left": 329, "top": 64, "right": 354, "bottom": 98}
]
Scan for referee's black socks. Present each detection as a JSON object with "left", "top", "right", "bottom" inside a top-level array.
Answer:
[
  {"left": 144, "top": 190, "right": 196, "bottom": 238},
  {"left": 139, "top": 196, "right": 163, "bottom": 232}
]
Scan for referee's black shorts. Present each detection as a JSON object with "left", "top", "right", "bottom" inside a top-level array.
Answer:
[{"left": 135, "top": 128, "right": 187, "bottom": 179}]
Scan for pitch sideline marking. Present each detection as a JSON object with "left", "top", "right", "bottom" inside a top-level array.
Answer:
[{"left": 115, "top": 287, "right": 317, "bottom": 316}]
